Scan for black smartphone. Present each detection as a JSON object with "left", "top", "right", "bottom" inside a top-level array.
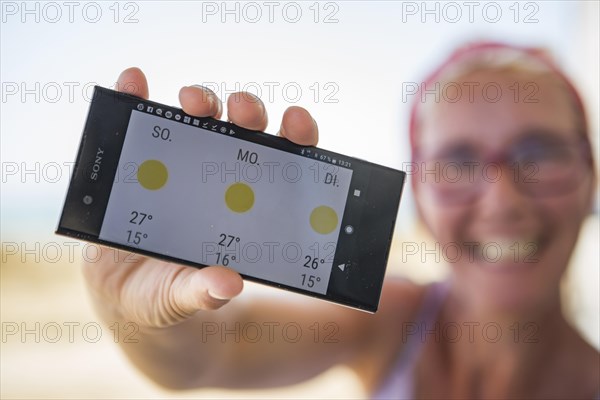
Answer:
[{"left": 56, "top": 86, "right": 406, "bottom": 312}]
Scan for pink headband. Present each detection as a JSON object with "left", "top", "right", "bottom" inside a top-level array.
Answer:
[{"left": 408, "top": 41, "right": 589, "bottom": 157}]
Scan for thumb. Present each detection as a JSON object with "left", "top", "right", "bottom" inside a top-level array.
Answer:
[{"left": 169, "top": 266, "right": 244, "bottom": 317}]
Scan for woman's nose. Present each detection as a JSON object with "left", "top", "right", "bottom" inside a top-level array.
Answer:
[{"left": 477, "top": 164, "right": 530, "bottom": 220}]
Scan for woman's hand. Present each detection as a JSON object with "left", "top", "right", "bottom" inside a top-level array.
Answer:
[{"left": 82, "top": 67, "right": 319, "bottom": 329}]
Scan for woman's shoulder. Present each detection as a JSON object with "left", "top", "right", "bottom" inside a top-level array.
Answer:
[
  {"left": 378, "top": 277, "right": 436, "bottom": 320},
  {"left": 348, "top": 277, "right": 435, "bottom": 391}
]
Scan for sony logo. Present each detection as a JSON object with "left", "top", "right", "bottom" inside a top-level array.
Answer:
[{"left": 90, "top": 147, "right": 104, "bottom": 181}]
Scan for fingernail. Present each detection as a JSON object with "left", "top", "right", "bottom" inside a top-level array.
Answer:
[
  {"left": 207, "top": 94, "right": 216, "bottom": 109},
  {"left": 190, "top": 85, "right": 221, "bottom": 115},
  {"left": 215, "top": 97, "right": 222, "bottom": 116},
  {"left": 189, "top": 84, "right": 210, "bottom": 98},
  {"left": 248, "top": 93, "right": 265, "bottom": 113},
  {"left": 208, "top": 289, "right": 230, "bottom": 301},
  {"left": 244, "top": 92, "right": 260, "bottom": 104},
  {"left": 191, "top": 84, "right": 211, "bottom": 92},
  {"left": 278, "top": 124, "right": 287, "bottom": 138}
]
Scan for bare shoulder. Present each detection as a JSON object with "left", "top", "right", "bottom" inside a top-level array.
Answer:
[
  {"left": 379, "top": 277, "right": 429, "bottom": 318},
  {"left": 346, "top": 276, "right": 429, "bottom": 392}
]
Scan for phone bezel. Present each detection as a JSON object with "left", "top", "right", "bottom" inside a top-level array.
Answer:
[{"left": 56, "top": 86, "right": 406, "bottom": 312}]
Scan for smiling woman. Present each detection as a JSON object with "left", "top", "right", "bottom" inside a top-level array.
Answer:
[
  {"left": 376, "top": 42, "right": 598, "bottom": 398},
  {"left": 410, "top": 43, "right": 595, "bottom": 314},
  {"left": 73, "top": 41, "right": 599, "bottom": 400},
  {"left": 2, "top": 0, "right": 600, "bottom": 398}
]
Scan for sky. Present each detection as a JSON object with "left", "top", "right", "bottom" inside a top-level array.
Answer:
[{"left": 1, "top": 0, "right": 597, "bottom": 241}]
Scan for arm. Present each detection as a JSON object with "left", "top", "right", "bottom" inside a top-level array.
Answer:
[
  {"left": 87, "top": 248, "right": 420, "bottom": 391},
  {"left": 83, "top": 67, "right": 412, "bottom": 391}
]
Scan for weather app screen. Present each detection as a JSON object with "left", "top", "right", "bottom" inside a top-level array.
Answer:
[{"left": 99, "top": 110, "right": 353, "bottom": 294}]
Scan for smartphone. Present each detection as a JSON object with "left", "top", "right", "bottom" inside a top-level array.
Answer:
[{"left": 56, "top": 86, "right": 406, "bottom": 312}]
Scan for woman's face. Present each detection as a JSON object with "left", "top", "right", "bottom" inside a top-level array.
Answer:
[{"left": 415, "top": 70, "right": 594, "bottom": 313}]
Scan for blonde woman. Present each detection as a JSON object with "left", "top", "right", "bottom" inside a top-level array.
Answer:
[{"left": 84, "top": 42, "right": 599, "bottom": 399}]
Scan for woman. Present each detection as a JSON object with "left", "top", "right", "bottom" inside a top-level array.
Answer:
[{"left": 84, "top": 42, "right": 599, "bottom": 398}]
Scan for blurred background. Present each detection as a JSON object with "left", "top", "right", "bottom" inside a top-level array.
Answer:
[{"left": 1, "top": 1, "right": 598, "bottom": 398}]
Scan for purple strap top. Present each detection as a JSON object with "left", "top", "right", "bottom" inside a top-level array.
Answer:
[{"left": 372, "top": 280, "right": 450, "bottom": 399}]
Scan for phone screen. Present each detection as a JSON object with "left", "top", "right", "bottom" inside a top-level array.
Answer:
[
  {"left": 57, "top": 87, "right": 406, "bottom": 312},
  {"left": 101, "top": 109, "right": 353, "bottom": 295}
]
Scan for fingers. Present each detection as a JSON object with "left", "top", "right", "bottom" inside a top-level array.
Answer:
[
  {"left": 179, "top": 86, "right": 317, "bottom": 147},
  {"left": 125, "top": 72, "right": 317, "bottom": 146},
  {"left": 179, "top": 85, "right": 223, "bottom": 119},
  {"left": 116, "top": 67, "right": 149, "bottom": 99},
  {"left": 180, "top": 87, "right": 268, "bottom": 131},
  {"left": 278, "top": 106, "right": 319, "bottom": 146}
]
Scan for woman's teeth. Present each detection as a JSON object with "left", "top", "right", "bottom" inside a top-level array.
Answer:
[{"left": 471, "top": 236, "right": 541, "bottom": 266}]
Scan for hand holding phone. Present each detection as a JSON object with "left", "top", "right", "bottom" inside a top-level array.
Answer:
[
  {"left": 81, "top": 68, "right": 283, "bottom": 328},
  {"left": 65, "top": 68, "right": 405, "bottom": 321}
]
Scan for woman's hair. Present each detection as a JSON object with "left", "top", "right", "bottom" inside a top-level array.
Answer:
[{"left": 408, "top": 42, "right": 591, "bottom": 158}]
